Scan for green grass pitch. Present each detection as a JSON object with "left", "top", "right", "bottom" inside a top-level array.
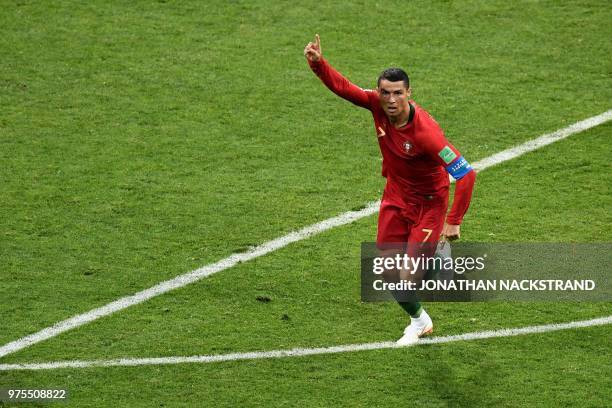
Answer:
[{"left": 1, "top": 1, "right": 610, "bottom": 406}]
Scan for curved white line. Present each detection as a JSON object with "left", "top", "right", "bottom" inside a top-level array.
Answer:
[{"left": 1, "top": 316, "right": 610, "bottom": 371}]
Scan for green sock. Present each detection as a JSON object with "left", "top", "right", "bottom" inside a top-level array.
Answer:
[{"left": 398, "top": 301, "right": 422, "bottom": 318}]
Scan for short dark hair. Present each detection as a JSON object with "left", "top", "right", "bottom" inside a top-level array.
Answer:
[{"left": 377, "top": 68, "right": 409, "bottom": 89}]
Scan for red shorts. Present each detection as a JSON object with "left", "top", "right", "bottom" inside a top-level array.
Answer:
[{"left": 377, "top": 184, "right": 448, "bottom": 247}]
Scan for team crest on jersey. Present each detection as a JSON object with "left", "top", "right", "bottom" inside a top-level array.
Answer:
[{"left": 403, "top": 141, "right": 412, "bottom": 152}]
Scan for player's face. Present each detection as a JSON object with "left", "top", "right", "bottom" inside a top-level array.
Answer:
[{"left": 378, "top": 79, "right": 411, "bottom": 118}]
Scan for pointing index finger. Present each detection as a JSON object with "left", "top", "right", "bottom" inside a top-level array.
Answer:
[{"left": 315, "top": 33, "right": 320, "bottom": 49}]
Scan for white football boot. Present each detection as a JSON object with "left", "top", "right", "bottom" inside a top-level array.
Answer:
[{"left": 396, "top": 309, "right": 433, "bottom": 346}]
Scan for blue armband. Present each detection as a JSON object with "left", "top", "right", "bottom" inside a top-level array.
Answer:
[{"left": 445, "top": 156, "right": 473, "bottom": 180}]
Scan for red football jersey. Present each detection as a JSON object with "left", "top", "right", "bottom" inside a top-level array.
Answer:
[
  {"left": 369, "top": 97, "right": 457, "bottom": 197},
  {"left": 309, "top": 57, "right": 475, "bottom": 225}
]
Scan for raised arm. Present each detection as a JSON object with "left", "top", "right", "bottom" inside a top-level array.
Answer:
[{"left": 304, "top": 34, "right": 371, "bottom": 109}]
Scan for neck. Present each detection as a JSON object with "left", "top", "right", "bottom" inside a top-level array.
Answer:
[{"left": 389, "top": 103, "right": 411, "bottom": 128}]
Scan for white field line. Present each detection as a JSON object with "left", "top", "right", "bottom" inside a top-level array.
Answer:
[
  {"left": 1, "top": 316, "right": 610, "bottom": 371},
  {"left": 0, "top": 110, "right": 610, "bottom": 360}
]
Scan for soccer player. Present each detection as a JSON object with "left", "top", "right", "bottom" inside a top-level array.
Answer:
[{"left": 304, "top": 34, "right": 476, "bottom": 345}]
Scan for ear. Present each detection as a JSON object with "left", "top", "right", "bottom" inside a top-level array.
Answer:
[{"left": 406, "top": 87, "right": 412, "bottom": 98}]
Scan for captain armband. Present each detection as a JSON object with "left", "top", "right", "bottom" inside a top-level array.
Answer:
[{"left": 445, "top": 156, "right": 473, "bottom": 180}]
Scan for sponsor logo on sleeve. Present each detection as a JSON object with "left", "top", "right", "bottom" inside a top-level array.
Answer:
[{"left": 438, "top": 146, "right": 457, "bottom": 164}]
